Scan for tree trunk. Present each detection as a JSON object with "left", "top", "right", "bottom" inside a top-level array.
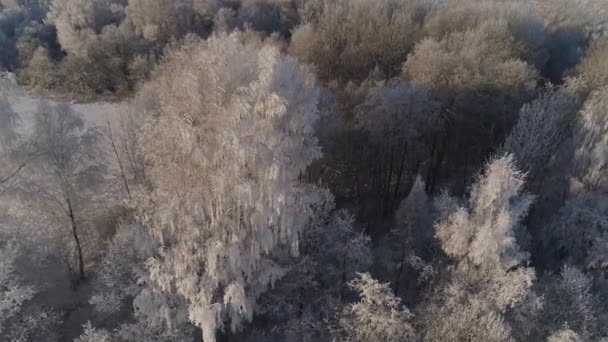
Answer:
[
  {"left": 393, "top": 251, "right": 407, "bottom": 297},
  {"left": 425, "top": 138, "right": 437, "bottom": 192},
  {"left": 67, "top": 198, "right": 85, "bottom": 281},
  {"left": 340, "top": 250, "right": 348, "bottom": 300},
  {"left": 392, "top": 140, "right": 408, "bottom": 211},
  {"left": 107, "top": 123, "right": 132, "bottom": 200},
  {"left": 428, "top": 130, "right": 449, "bottom": 194},
  {"left": 384, "top": 146, "right": 395, "bottom": 217},
  {"left": 193, "top": 327, "right": 203, "bottom": 342}
]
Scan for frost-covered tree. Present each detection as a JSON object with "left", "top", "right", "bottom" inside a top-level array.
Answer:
[
  {"left": 139, "top": 33, "right": 323, "bottom": 341},
  {"left": 45, "top": 0, "right": 144, "bottom": 95},
  {"left": 575, "top": 40, "right": 608, "bottom": 91},
  {"left": 90, "top": 223, "right": 155, "bottom": 316},
  {"left": 572, "top": 87, "right": 608, "bottom": 191},
  {"left": 535, "top": 0, "right": 608, "bottom": 80},
  {"left": 28, "top": 101, "right": 105, "bottom": 282},
  {"left": 393, "top": 177, "right": 431, "bottom": 245},
  {"left": 502, "top": 82, "right": 583, "bottom": 186},
  {"left": 547, "top": 326, "right": 584, "bottom": 342},
  {"left": 435, "top": 155, "right": 533, "bottom": 270},
  {"left": 102, "top": 101, "right": 149, "bottom": 200},
  {"left": 46, "top": 0, "right": 119, "bottom": 57},
  {"left": 112, "top": 101, "right": 146, "bottom": 189},
  {"left": 89, "top": 222, "right": 193, "bottom": 340},
  {"left": 423, "top": 155, "right": 540, "bottom": 341},
  {"left": 335, "top": 272, "right": 416, "bottom": 342},
  {"left": 403, "top": 20, "right": 539, "bottom": 100},
  {"left": 127, "top": 0, "right": 206, "bottom": 42},
  {"left": 388, "top": 176, "right": 433, "bottom": 296},
  {"left": 321, "top": 210, "right": 372, "bottom": 298},
  {"left": 20, "top": 46, "right": 58, "bottom": 90},
  {"left": 74, "top": 322, "right": 112, "bottom": 342},
  {"left": 541, "top": 187, "right": 608, "bottom": 271},
  {"left": 0, "top": 239, "right": 60, "bottom": 342},
  {"left": 84, "top": 219, "right": 195, "bottom": 340},
  {"left": 0, "top": 241, "right": 35, "bottom": 336},
  {"left": 540, "top": 267, "right": 604, "bottom": 340},
  {"left": 235, "top": 0, "right": 297, "bottom": 36},
  {"left": 246, "top": 190, "right": 372, "bottom": 342},
  {"left": 290, "top": 0, "right": 431, "bottom": 82},
  {"left": 422, "top": 0, "right": 550, "bottom": 69}
]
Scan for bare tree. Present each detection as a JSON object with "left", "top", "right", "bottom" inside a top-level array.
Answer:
[{"left": 28, "top": 101, "right": 105, "bottom": 283}]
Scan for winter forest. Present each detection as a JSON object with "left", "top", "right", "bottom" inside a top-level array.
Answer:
[{"left": 1, "top": 0, "right": 608, "bottom": 341}]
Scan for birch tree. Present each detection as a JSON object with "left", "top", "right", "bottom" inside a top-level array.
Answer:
[{"left": 139, "top": 33, "right": 323, "bottom": 341}]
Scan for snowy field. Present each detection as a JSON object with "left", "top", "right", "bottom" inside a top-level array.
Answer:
[{"left": 10, "top": 94, "right": 121, "bottom": 134}]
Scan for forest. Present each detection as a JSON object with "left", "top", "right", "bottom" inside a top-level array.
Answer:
[{"left": 1, "top": 0, "right": 608, "bottom": 341}]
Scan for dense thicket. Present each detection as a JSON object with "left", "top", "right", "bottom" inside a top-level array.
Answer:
[{"left": 2, "top": 0, "right": 608, "bottom": 341}]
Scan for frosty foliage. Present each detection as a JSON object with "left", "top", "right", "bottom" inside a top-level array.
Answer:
[
  {"left": 47, "top": 0, "right": 118, "bottom": 57},
  {"left": 573, "top": 87, "right": 608, "bottom": 190},
  {"left": 425, "top": 155, "right": 539, "bottom": 342},
  {"left": 28, "top": 101, "right": 105, "bottom": 281},
  {"left": 289, "top": 0, "right": 431, "bottom": 81},
  {"left": 4, "top": 1, "right": 608, "bottom": 341},
  {"left": 575, "top": 40, "right": 608, "bottom": 91},
  {"left": 502, "top": 84, "right": 583, "bottom": 182},
  {"left": 435, "top": 155, "right": 533, "bottom": 270},
  {"left": 127, "top": 0, "right": 197, "bottom": 42},
  {"left": 402, "top": 20, "right": 539, "bottom": 98},
  {"left": 543, "top": 190, "right": 608, "bottom": 270},
  {"left": 90, "top": 223, "right": 156, "bottom": 315},
  {"left": 89, "top": 223, "right": 193, "bottom": 341},
  {"left": 547, "top": 327, "right": 583, "bottom": 342},
  {"left": 382, "top": 176, "right": 434, "bottom": 297},
  {"left": 393, "top": 176, "right": 432, "bottom": 250},
  {"left": 74, "top": 322, "right": 112, "bottom": 342},
  {"left": 0, "top": 240, "right": 60, "bottom": 342},
  {"left": 139, "top": 33, "right": 323, "bottom": 341},
  {"left": 336, "top": 272, "right": 415, "bottom": 342},
  {"left": 248, "top": 190, "right": 372, "bottom": 341},
  {"left": 0, "top": 241, "right": 35, "bottom": 335},
  {"left": 541, "top": 267, "right": 602, "bottom": 340},
  {"left": 355, "top": 80, "right": 441, "bottom": 146}
]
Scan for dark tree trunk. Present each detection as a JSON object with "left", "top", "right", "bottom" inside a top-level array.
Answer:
[
  {"left": 393, "top": 249, "right": 407, "bottom": 297},
  {"left": 384, "top": 146, "right": 395, "bottom": 217},
  {"left": 107, "top": 124, "right": 132, "bottom": 200},
  {"left": 392, "top": 140, "right": 408, "bottom": 211},
  {"left": 67, "top": 198, "right": 85, "bottom": 281},
  {"left": 428, "top": 130, "right": 449, "bottom": 194}
]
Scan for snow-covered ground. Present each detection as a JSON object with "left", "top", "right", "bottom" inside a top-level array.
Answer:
[{"left": 10, "top": 94, "right": 121, "bottom": 134}]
